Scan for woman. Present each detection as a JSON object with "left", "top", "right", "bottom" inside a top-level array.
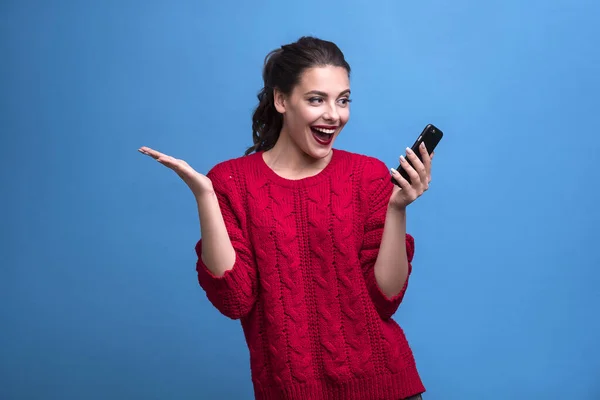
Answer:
[{"left": 139, "top": 36, "right": 433, "bottom": 400}]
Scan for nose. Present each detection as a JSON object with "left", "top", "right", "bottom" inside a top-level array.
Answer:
[{"left": 323, "top": 102, "right": 340, "bottom": 123}]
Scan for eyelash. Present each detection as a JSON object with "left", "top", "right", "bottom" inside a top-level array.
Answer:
[{"left": 308, "top": 97, "right": 352, "bottom": 106}]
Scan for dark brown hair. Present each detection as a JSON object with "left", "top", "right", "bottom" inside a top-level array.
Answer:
[{"left": 245, "top": 36, "right": 351, "bottom": 155}]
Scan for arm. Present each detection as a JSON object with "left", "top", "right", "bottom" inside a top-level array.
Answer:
[
  {"left": 196, "top": 190, "right": 236, "bottom": 277},
  {"left": 360, "top": 159, "right": 415, "bottom": 320},
  {"left": 137, "top": 147, "right": 258, "bottom": 320},
  {"left": 195, "top": 165, "right": 258, "bottom": 320},
  {"left": 374, "top": 206, "right": 411, "bottom": 299}
]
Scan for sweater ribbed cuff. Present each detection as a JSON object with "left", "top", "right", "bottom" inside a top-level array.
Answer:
[{"left": 194, "top": 239, "right": 255, "bottom": 319}]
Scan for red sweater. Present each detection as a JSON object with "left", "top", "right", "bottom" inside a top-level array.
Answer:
[{"left": 195, "top": 149, "right": 425, "bottom": 400}]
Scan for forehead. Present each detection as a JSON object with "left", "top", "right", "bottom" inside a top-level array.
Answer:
[{"left": 295, "top": 65, "right": 350, "bottom": 94}]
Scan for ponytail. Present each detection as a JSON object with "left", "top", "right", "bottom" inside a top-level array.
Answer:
[
  {"left": 245, "top": 49, "right": 284, "bottom": 156},
  {"left": 245, "top": 85, "right": 283, "bottom": 155}
]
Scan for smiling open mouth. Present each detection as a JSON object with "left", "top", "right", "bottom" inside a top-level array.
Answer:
[{"left": 310, "top": 126, "right": 337, "bottom": 145}]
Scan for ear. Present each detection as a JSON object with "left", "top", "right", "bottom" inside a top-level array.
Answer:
[{"left": 273, "top": 88, "right": 286, "bottom": 114}]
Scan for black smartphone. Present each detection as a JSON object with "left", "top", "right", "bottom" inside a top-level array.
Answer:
[{"left": 391, "top": 124, "right": 443, "bottom": 186}]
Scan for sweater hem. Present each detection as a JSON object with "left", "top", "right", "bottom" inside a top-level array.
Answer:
[{"left": 252, "top": 370, "right": 425, "bottom": 400}]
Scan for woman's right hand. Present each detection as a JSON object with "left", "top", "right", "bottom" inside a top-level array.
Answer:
[{"left": 138, "top": 146, "right": 214, "bottom": 198}]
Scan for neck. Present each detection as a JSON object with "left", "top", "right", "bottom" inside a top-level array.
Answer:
[{"left": 263, "top": 128, "right": 332, "bottom": 179}]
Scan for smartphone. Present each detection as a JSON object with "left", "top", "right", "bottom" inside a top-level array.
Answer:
[{"left": 391, "top": 124, "right": 443, "bottom": 186}]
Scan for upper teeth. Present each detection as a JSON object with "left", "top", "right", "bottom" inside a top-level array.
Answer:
[{"left": 313, "top": 127, "right": 335, "bottom": 134}]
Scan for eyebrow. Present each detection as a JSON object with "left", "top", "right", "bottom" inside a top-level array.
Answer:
[{"left": 304, "top": 89, "right": 351, "bottom": 97}]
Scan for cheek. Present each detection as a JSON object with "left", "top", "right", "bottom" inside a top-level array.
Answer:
[
  {"left": 300, "top": 106, "right": 322, "bottom": 124},
  {"left": 290, "top": 105, "right": 351, "bottom": 127},
  {"left": 340, "top": 108, "right": 350, "bottom": 124}
]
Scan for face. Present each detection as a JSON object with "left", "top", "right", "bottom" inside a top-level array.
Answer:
[{"left": 274, "top": 65, "right": 351, "bottom": 160}]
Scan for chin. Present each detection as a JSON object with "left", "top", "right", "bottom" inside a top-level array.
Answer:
[{"left": 305, "top": 136, "right": 338, "bottom": 160}]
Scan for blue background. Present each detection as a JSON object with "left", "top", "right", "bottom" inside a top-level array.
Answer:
[{"left": 2, "top": 0, "right": 599, "bottom": 399}]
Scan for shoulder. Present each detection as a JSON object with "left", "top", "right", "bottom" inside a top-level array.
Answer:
[
  {"left": 335, "top": 150, "right": 393, "bottom": 208},
  {"left": 334, "top": 149, "right": 391, "bottom": 182},
  {"left": 205, "top": 152, "right": 265, "bottom": 205},
  {"left": 207, "top": 152, "right": 261, "bottom": 179}
]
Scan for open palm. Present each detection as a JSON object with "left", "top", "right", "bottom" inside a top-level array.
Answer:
[{"left": 138, "top": 146, "right": 213, "bottom": 197}]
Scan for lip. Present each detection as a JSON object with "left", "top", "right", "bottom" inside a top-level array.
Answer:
[
  {"left": 312, "top": 132, "right": 333, "bottom": 145},
  {"left": 311, "top": 125, "right": 339, "bottom": 130}
]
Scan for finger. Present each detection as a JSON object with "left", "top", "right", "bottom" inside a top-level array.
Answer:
[
  {"left": 138, "top": 146, "right": 154, "bottom": 155},
  {"left": 390, "top": 167, "right": 411, "bottom": 191},
  {"left": 397, "top": 155, "right": 421, "bottom": 188},
  {"left": 404, "top": 148, "right": 427, "bottom": 187},
  {"left": 391, "top": 166, "right": 419, "bottom": 202},
  {"left": 139, "top": 147, "right": 169, "bottom": 160},
  {"left": 428, "top": 151, "right": 434, "bottom": 184},
  {"left": 156, "top": 155, "right": 181, "bottom": 170},
  {"left": 419, "top": 142, "right": 432, "bottom": 172},
  {"left": 418, "top": 143, "right": 433, "bottom": 186}
]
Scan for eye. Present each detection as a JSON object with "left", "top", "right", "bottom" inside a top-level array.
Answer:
[
  {"left": 308, "top": 97, "right": 324, "bottom": 105},
  {"left": 338, "top": 98, "right": 352, "bottom": 107}
]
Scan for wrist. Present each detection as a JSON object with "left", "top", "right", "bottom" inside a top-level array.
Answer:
[
  {"left": 387, "top": 201, "right": 407, "bottom": 215},
  {"left": 194, "top": 187, "right": 216, "bottom": 203}
]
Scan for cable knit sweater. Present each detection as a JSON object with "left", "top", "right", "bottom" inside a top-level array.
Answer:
[{"left": 195, "top": 149, "right": 425, "bottom": 400}]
